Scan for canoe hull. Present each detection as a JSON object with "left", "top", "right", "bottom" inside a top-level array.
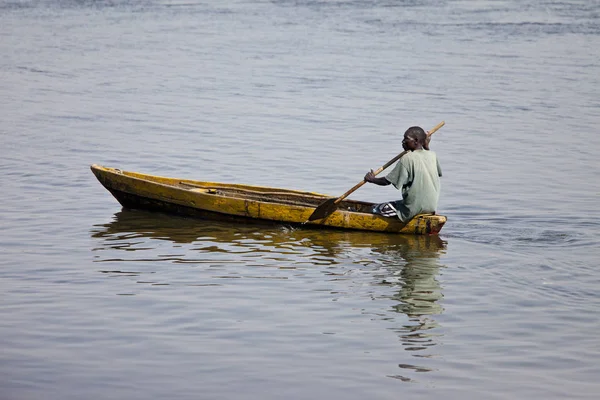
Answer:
[
  {"left": 91, "top": 164, "right": 446, "bottom": 235},
  {"left": 106, "top": 188, "right": 289, "bottom": 226}
]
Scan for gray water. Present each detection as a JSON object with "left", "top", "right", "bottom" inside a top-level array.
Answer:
[{"left": 1, "top": 1, "right": 600, "bottom": 399}]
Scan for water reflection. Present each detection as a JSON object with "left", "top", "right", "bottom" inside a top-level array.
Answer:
[
  {"left": 91, "top": 209, "right": 446, "bottom": 308},
  {"left": 91, "top": 210, "right": 447, "bottom": 370},
  {"left": 368, "top": 232, "right": 446, "bottom": 375},
  {"left": 372, "top": 235, "right": 445, "bottom": 317},
  {"left": 92, "top": 210, "right": 445, "bottom": 252}
]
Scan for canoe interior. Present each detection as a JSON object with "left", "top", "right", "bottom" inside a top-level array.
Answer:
[
  {"left": 176, "top": 181, "right": 375, "bottom": 214},
  {"left": 108, "top": 166, "right": 377, "bottom": 214}
]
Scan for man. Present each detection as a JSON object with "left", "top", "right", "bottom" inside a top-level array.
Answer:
[{"left": 364, "top": 126, "right": 442, "bottom": 223}]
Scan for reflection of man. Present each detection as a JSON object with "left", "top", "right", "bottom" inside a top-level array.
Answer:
[
  {"left": 373, "top": 235, "right": 446, "bottom": 358},
  {"left": 375, "top": 235, "right": 445, "bottom": 317},
  {"left": 391, "top": 256, "right": 443, "bottom": 317}
]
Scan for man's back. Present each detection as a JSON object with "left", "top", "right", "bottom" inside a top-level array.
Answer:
[{"left": 385, "top": 149, "right": 442, "bottom": 222}]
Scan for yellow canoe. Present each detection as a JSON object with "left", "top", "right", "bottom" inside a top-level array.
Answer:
[{"left": 91, "top": 164, "right": 446, "bottom": 235}]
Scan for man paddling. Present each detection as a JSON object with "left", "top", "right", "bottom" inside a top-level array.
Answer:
[{"left": 364, "top": 126, "right": 442, "bottom": 222}]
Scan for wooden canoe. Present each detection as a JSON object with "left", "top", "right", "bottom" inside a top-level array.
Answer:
[{"left": 90, "top": 164, "right": 446, "bottom": 235}]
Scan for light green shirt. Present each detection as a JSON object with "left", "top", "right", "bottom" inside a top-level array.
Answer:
[{"left": 384, "top": 150, "right": 442, "bottom": 222}]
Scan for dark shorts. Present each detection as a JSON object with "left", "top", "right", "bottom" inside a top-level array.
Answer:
[{"left": 372, "top": 201, "right": 402, "bottom": 218}]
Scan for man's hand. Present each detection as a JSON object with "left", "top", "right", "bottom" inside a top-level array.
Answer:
[{"left": 364, "top": 170, "right": 391, "bottom": 186}]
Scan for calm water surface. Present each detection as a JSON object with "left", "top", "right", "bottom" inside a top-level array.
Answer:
[{"left": 1, "top": 1, "right": 599, "bottom": 399}]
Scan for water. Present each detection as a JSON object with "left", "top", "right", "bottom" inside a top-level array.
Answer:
[{"left": 1, "top": 1, "right": 599, "bottom": 399}]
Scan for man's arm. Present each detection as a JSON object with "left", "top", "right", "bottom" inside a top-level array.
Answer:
[{"left": 364, "top": 170, "right": 391, "bottom": 186}]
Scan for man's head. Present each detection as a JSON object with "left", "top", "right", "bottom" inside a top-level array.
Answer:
[{"left": 402, "top": 126, "right": 427, "bottom": 151}]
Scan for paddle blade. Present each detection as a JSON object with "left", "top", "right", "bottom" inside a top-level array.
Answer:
[{"left": 307, "top": 198, "right": 339, "bottom": 221}]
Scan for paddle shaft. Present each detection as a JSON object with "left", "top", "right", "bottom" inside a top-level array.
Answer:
[{"left": 330, "top": 121, "right": 445, "bottom": 206}]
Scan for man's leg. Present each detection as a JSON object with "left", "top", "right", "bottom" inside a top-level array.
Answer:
[{"left": 372, "top": 202, "right": 399, "bottom": 218}]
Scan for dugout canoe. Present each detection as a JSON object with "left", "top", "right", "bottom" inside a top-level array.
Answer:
[{"left": 90, "top": 164, "right": 446, "bottom": 235}]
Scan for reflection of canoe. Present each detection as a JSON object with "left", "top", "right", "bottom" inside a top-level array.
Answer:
[
  {"left": 91, "top": 165, "right": 447, "bottom": 235},
  {"left": 91, "top": 210, "right": 447, "bottom": 266},
  {"left": 92, "top": 210, "right": 448, "bottom": 250}
]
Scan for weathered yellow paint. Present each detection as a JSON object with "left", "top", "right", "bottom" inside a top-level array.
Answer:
[{"left": 91, "top": 164, "right": 446, "bottom": 235}]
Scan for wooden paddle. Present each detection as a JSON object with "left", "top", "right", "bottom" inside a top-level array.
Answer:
[{"left": 306, "top": 121, "right": 445, "bottom": 222}]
